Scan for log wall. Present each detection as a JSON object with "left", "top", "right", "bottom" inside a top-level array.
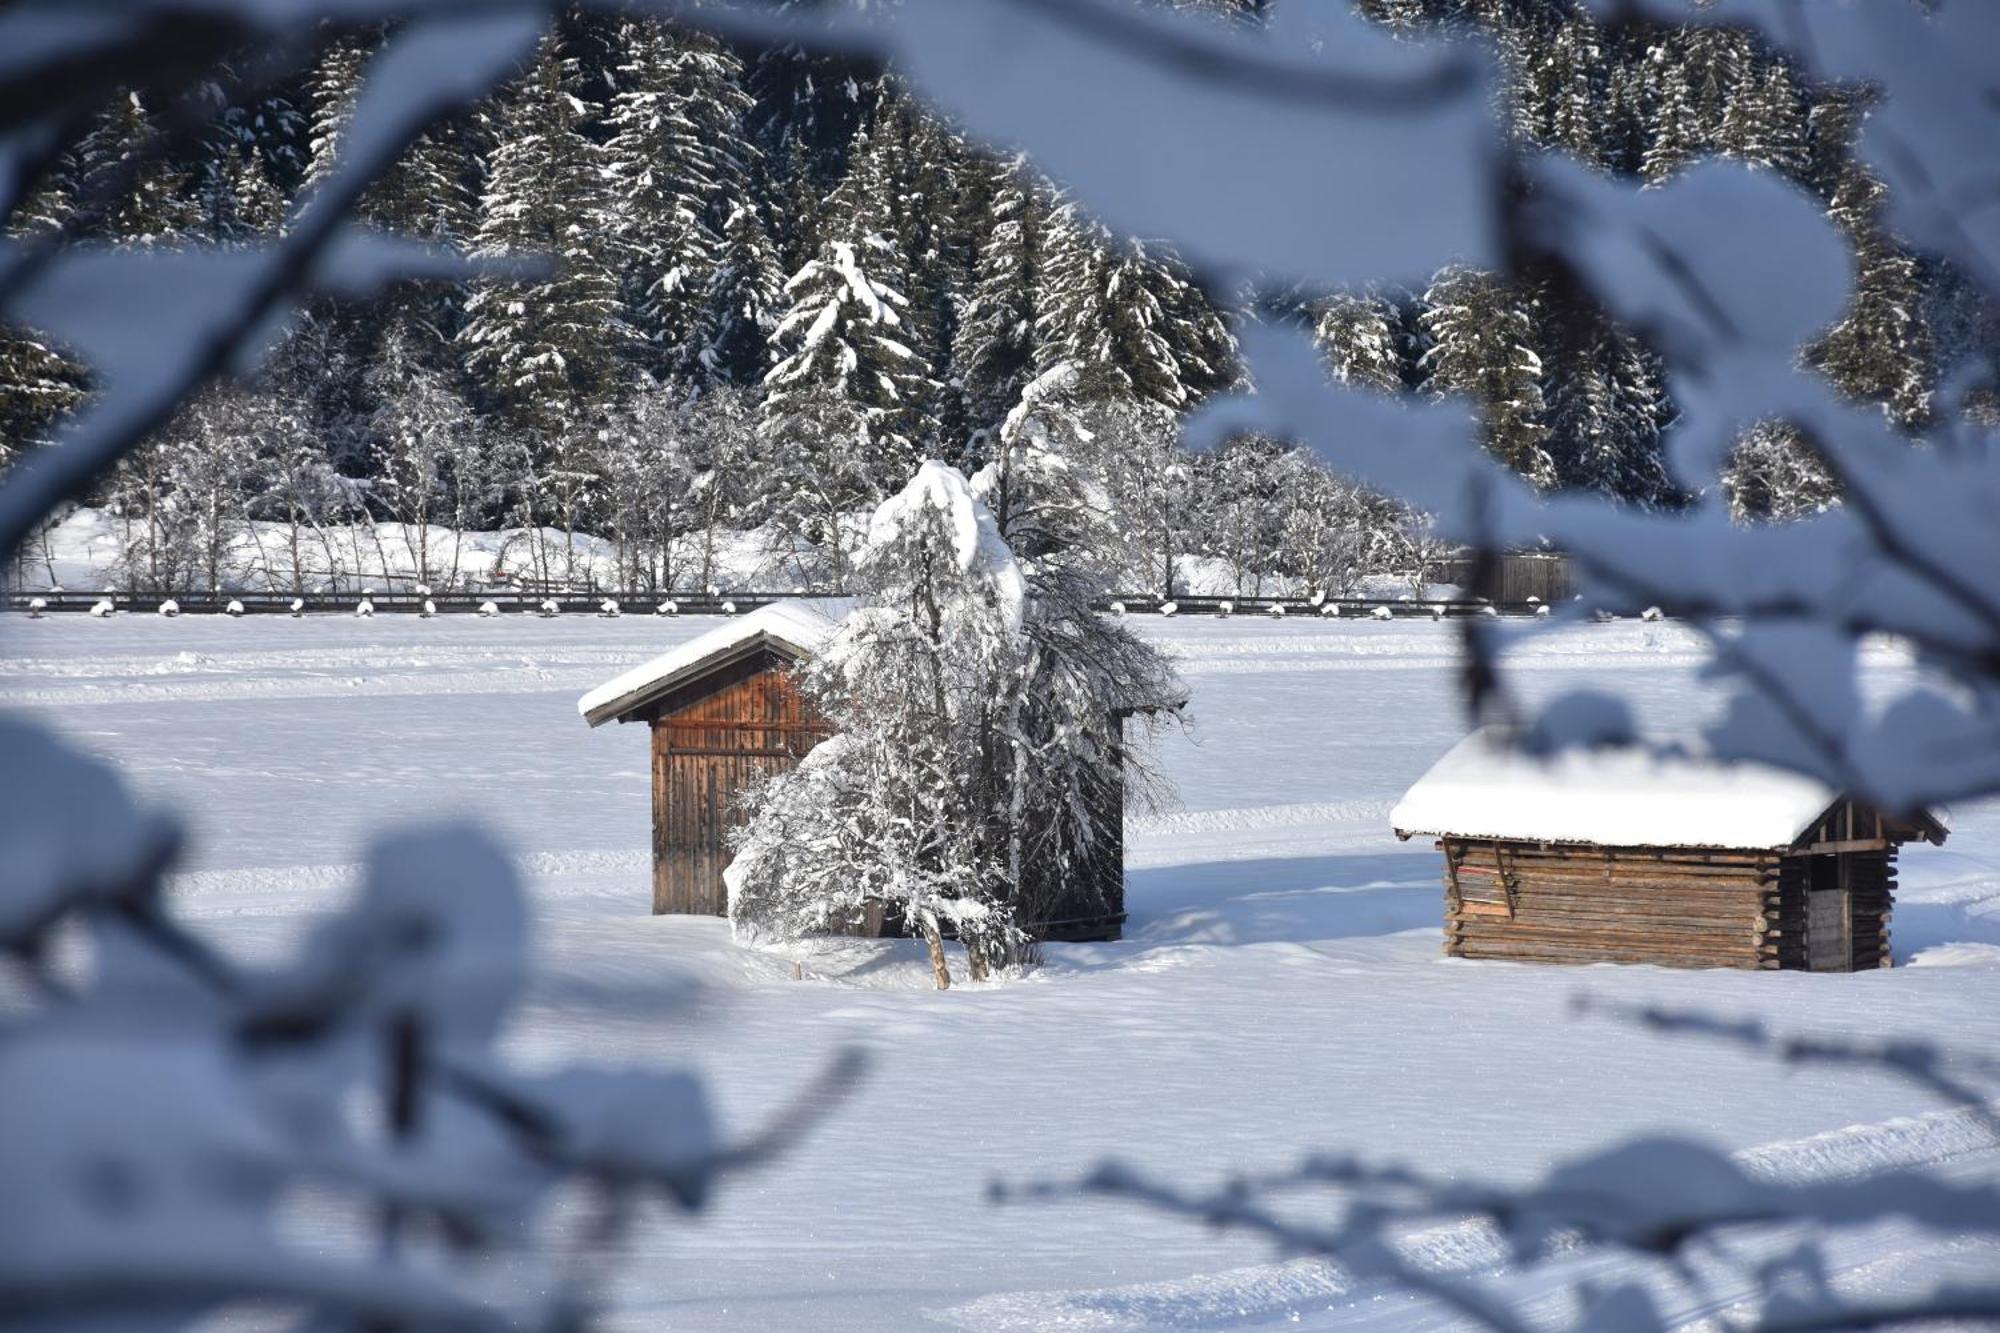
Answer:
[
  {"left": 1441, "top": 838, "right": 1898, "bottom": 971},
  {"left": 1444, "top": 840, "right": 1784, "bottom": 969}
]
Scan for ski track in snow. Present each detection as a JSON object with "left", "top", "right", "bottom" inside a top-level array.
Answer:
[
  {"left": 7, "top": 615, "right": 1997, "bottom": 1331},
  {"left": 933, "top": 1104, "right": 2000, "bottom": 1332}
]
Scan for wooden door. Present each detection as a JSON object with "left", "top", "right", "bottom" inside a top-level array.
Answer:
[{"left": 1805, "top": 854, "right": 1852, "bottom": 972}]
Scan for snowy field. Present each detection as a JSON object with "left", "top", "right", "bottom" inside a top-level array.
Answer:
[{"left": 6, "top": 613, "right": 2000, "bottom": 1329}]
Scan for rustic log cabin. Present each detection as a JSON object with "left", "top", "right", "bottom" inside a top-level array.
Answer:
[
  {"left": 579, "top": 600, "right": 1142, "bottom": 941},
  {"left": 1391, "top": 731, "right": 1948, "bottom": 971}
]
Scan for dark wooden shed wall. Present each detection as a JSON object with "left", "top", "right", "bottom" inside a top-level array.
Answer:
[{"left": 644, "top": 649, "right": 829, "bottom": 916}]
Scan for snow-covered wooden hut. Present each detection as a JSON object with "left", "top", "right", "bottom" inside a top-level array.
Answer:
[
  {"left": 578, "top": 599, "right": 1146, "bottom": 941},
  {"left": 1391, "top": 731, "right": 1948, "bottom": 971},
  {"left": 580, "top": 602, "right": 837, "bottom": 916}
]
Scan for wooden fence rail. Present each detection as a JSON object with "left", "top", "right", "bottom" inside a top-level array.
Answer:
[{"left": 3, "top": 589, "right": 1579, "bottom": 618}]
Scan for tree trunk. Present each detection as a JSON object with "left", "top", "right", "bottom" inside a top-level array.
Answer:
[{"left": 922, "top": 912, "right": 951, "bottom": 991}]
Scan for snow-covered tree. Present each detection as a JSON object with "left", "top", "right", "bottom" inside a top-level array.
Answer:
[
  {"left": 1193, "top": 435, "right": 1294, "bottom": 596},
  {"left": 954, "top": 156, "right": 1047, "bottom": 438},
  {"left": 1418, "top": 265, "right": 1555, "bottom": 488},
  {"left": 1035, "top": 205, "right": 1234, "bottom": 412},
  {"left": 365, "top": 328, "right": 485, "bottom": 589},
  {"left": 756, "top": 236, "right": 939, "bottom": 571},
  {"left": 1312, "top": 292, "right": 1408, "bottom": 393},
  {"left": 730, "top": 462, "right": 1029, "bottom": 986},
  {"left": 1537, "top": 286, "right": 1676, "bottom": 505},
  {"left": 1720, "top": 420, "right": 1841, "bottom": 525},
  {"left": 702, "top": 200, "right": 787, "bottom": 386},
  {"left": 460, "top": 36, "right": 631, "bottom": 436},
  {"left": 603, "top": 19, "right": 758, "bottom": 383},
  {"left": 1277, "top": 463, "right": 1410, "bottom": 599},
  {"left": 973, "top": 365, "right": 1182, "bottom": 941},
  {"left": 71, "top": 91, "right": 200, "bottom": 245},
  {"left": 306, "top": 33, "right": 476, "bottom": 243}
]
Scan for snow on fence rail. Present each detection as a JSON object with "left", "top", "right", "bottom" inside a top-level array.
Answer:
[{"left": 2, "top": 590, "right": 1578, "bottom": 618}]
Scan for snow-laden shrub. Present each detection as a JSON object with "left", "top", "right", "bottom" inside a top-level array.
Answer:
[
  {"left": 1535, "top": 604, "right": 1553, "bottom": 618},
  {"left": 354, "top": 599, "right": 374, "bottom": 618},
  {"left": 539, "top": 598, "right": 559, "bottom": 618},
  {"left": 1371, "top": 605, "right": 1394, "bottom": 621},
  {"left": 599, "top": 599, "right": 621, "bottom": 618},
  {"left": 1432, "top": 605, "right": 1447, "bottom": 621},
  {"left": 158, "top": 599, "right": 180, "bottom": 618},
  {"left": 1109, "top": 600, "right": 1126, "bottom": 616},
  {"left": 656, "top": 600, "right": 678, "bottom": 617},
  {"left": 414, "top": 583, "right": 432, "bottom": 597},
  {"left": 224, "top": 599, "right": 244, "bottom": 617},
  {"left": 478, "top": 601, "right": 500, "bottom": 618},
  {"left": 1268, "top": 603, "right": 1286, "bottom": 618},
  {"left": 1320, "top": 603, "right": 1341, "bottom": 618},
  {"left": 420, "top": 599, "right": 437, "bottom": 618},
  {"left": 704, "top": 583, "right": 720, "bottom": 596},
  {"left": 27, "top": 597, "right": 45, "bottom": 617},
  {"left": 1159, "top": 601, "right": 1178, "bottom": 617},
  {"left": 720, "top": 599, "right": 738, "bottom": 615},
  {"left": 288, "top": 598, "right": 304, "bottom": 617},
  {"left": 1216, "top": 599, "right": 1233, "bottom": 617},
  {"left": 1641, "top": 605, "right": 1664, "bottom": 622}
]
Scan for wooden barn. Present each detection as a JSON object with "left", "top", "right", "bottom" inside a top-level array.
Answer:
[
  {"left": 1391, "top": 730, "right": 1948, "bottom": 971},
  {"left": 579, "top": 600, "right": 1138, "bottom": 941}
]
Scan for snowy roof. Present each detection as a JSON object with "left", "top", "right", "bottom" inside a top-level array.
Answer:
[
  {"left": 1391, "top": 729, "right": 1945, "bottom": 851},
  {"left": 578, "top": 601, "right": 839, "bottom": 728}
]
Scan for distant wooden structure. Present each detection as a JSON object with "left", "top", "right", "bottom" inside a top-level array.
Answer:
[
  {"left": 1392, "top": 731, "right": 1947, "bottom": 971},
  {"left": 1425, "top": 552, "right": 1574, "bottom": 605},
  {"left": 581, "top": 603, "right": 837, "bottom": 916},
  {"left": 580, "top": 601, "right": 1142, "bottom": 941}
]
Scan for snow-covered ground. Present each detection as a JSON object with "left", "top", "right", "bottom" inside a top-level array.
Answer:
[{"left": 5, "top": 613, "right": 1998, "bottom": 1329}]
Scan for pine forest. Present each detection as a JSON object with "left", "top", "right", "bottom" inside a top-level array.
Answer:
[{"left": 0, "top": 0, "right": 1980, "bottom": 597}]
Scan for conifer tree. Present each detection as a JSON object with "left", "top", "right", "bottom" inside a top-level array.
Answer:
[
  {"left": 603, "top": 18, "right": 757, "bottom": 383},
  {"left": 701, "top": 200, "right": 787, "bottom": 386},
  {"left": 203, "top": 147, "right": 285, "bottom": 242},
  {"left": 757, "top": 234, "right": 940, "bottom": 571},
  {"left": 461, "top": 36, "right": 630, "bottom": 433},
  {"left": 954, "top": 157, "right": 1046, "bottom": 436},
  {"left": 1036, "top": 206, "right": 1234, "bottom": 412},
  {"left": 1717, "top": 60, "right": 1806, "bottom": 176},
  {"left": 1640, "top": 38, "right": 1700, "bottom": 185},
  {"left": 1419, "top": 265, "right": 1556, "bottom": 488},
  {"left": 1721, "top": 421, "right": 1839, "bottom": 523},
  {"left": 306, "top": 33, "right": 477, "bottom": 243},
  {"left": 72, "top": 92, "right": 199, "bottom": 245},
  {"left": 1312, "top": 293, "right": 1408, "bottom": 393},
  {"left": 0, "top": 177, "right": 87, "bottom": 464}
]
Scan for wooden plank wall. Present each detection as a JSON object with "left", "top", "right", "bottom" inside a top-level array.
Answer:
[
  {"left": 1442, "top": 840, "right": 1783, "bottom": 968},
  {"left": 650, "top": 656, "right": 829, "bottom": 916}
]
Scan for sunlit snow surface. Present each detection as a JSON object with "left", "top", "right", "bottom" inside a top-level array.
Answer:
[{"left": 6, "top": 613, "right": 2000, "bottom": 1330}]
